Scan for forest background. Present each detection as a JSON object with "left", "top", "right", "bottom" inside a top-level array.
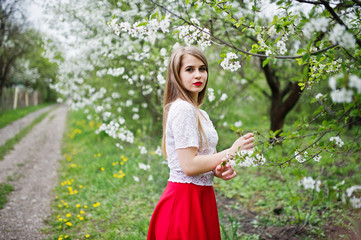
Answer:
[{"left": 1, "top": 0, "right": 361, "bottom": 239}]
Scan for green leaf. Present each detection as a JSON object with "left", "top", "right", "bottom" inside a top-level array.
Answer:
[
  {"left": 302, "top": 53, "right": 310, "bottom": 63},
  {"left": 186, "top": 0, "right": 190, "bottom": 4},
  {"left": 350, "top": 109, "right": 360, "bottom": 117},
  {"left": 272, "top": 16, "right": 278, "bottom": 25},
  {"left": 262, "top": 58, "right": 270, "bottom": 67},
  {"left": 297, "top": 48, "right": 305, "bottom": 55},
  {"left": 137, "top": 22, "right": 148, "bottom": 27}
]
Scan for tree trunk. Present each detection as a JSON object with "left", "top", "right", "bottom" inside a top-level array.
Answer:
[{"left": 260, "top": 59, "right": 305, "bottom": 136}]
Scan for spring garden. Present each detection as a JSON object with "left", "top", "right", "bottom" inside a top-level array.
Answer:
[{"left": 1, "top": 0, "right": 361, "bottom": 239}]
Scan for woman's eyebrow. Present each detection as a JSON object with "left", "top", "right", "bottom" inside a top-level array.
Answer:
[{"left": 184, "top": 64, "right": 206, "bottom": 68}]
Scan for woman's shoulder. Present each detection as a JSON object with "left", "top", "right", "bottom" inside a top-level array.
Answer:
[
  {"left": 199, "top": 109, "right": 211, "bottom": 121},
  {"left": 169, "top": 99, "right": 195, "bottom": 114}
]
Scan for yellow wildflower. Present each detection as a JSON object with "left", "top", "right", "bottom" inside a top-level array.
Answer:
[{"left": 66, "top": 222, "right": 72, "bottom": 226}]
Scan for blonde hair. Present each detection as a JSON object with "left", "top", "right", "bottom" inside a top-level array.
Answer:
[{"left": 162, "top": 46, "right": 209, "bottom": 158}]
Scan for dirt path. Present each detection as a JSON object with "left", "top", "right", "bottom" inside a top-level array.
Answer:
[
  {"left": 0, "top": 104, "right": 67, "bottom": 240},
  {"left": 0, "top": 105, "right": 54, "bottom": 146}
]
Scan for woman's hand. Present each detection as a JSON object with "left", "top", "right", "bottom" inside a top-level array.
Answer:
[
  {"left": 230, "top": 132, "right": 255, "bottom": 155},
  {"left": 213, "top": 162, "right": 236, "bottom": 181}
]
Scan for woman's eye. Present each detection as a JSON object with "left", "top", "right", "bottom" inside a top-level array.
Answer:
[
  {"left": 200, "top": 67, "right": 206, "bottom": 71},
  {"left": 186, "top": 68, "right": 193, "bottom": 72}
]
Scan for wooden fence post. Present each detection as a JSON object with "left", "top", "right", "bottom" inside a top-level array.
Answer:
[{"left": 13, "top": 86, "right": 19, "bottom": 110}]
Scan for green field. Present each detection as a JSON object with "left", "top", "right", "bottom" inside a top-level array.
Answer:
[{"left": 45, "top": 107, "right": 360, "bottom": 240}]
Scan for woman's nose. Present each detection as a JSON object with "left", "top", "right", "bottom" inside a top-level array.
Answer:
[{"left": 194, "top": 70, "right": 201, "bottom": 78}]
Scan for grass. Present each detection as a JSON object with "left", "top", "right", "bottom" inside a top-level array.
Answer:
[
  {"left": 45, "top": 111, "right": 169, "bottom": 239},
  {"left": 0, "top": 107, "right": 55, "bottom": 161},
  {"left": 46, "top": 106, "right": 361, "bottom": 239},
  {"left": 0, "top": 103, "right": 52, "bottom": 129},
  {"left": 0, "top": 183, "right": 14, "bottom": 209}
]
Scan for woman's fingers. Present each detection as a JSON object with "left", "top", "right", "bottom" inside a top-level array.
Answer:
[
  {"left": 224, "top": 171, "right": 237, "bottom": 180},
  {"left": 243, "top": 133, "right": 254, "bottom": 139}
]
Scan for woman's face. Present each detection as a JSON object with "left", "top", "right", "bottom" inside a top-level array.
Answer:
[{"left": 179, "top": 54, "right": 207, "bottom": 101}]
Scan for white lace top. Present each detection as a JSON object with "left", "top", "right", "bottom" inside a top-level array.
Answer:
[{"left": 166, "top": 99, "right": 219, "bottom": 186}]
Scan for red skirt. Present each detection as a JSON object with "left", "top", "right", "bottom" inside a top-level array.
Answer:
[{"left": 147, "top": 181, "right": 221, "bottom": 240}]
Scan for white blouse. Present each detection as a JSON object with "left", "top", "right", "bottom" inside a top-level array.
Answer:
[{"left": 165, "top": 99, "right": 219, "bottom": 186}]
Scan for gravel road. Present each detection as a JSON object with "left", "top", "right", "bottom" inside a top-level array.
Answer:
[
  {"left": 0, "top": 105, "right": 54, "bottom": 147},
  {"left": 0, "top": 104, "right": 67, "bottom": 240}
]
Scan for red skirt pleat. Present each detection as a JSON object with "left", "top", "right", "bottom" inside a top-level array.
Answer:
[{"left": 147, "top": 181, "right": 221, "bottom": 240}]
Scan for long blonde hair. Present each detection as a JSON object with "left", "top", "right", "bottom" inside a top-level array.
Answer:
[{"left": 162, "top": 46, "right": 209, "bottom": 158}]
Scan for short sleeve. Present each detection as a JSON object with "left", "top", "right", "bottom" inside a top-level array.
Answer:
[{"left": 169, "top": 101, "right": 200, "bottom": 150}]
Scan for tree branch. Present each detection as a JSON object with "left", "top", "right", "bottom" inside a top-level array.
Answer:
[
  {"left": 147, "top": 0, "right": 339, "bottom": 60},
  {"left": 319, "top": 0, "right": 361, "bottom": 48},
  {"left": 260, "top": 59, "right": 280, "bottom": 96},
  {"left": 351, "top": 0, "right": 361, "bottom": 7},
  {"left": 295, "top": 0, "right": 322, "bottom": 5},
  {"left": 281, "top": 81, "right": 293, "bottom": 99}
]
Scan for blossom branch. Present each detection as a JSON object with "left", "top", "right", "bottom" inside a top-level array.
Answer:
[{"left": 148, "top": 0, "right": 339, "bottom": 60}]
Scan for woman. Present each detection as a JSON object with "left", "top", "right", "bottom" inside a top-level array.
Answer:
[{"left": 147, "top": 46, "right": 255, "bottom": 240}]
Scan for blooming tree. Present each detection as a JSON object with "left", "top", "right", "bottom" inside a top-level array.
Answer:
[{"left": 42, "top": 0, "right": 361, "bottom": 213}]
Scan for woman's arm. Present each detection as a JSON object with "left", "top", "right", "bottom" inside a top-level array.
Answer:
[{"left": 176, "top": 133, "right": 255, "bottom": 176}]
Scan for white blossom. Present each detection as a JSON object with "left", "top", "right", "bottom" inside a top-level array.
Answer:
[
  {"left": 276, "top": 40, "right": 287, "bottom": 55},
  {"left": 177, "top": 24, "right": 211, "bottom": 49},
  {"left": 330, "top": 136, "right": 344, "bottom": 147},
  {"left": 330, "top": 88, "right": 353, "bottom": 103},
  {"left": 349, "top": 75, "right": 361, "bottom": 93},
  {"left": 155, "top": 146, "right": 162, "bottom": 156},
  {"left": 220, "top": 52, "right": 241, "bottom": 72},
  {"left": 208, "top": 88, "right": 215, "bottom": 102},
  {"left": 138, "top": 162, "right": 150, "bottom": 170},
  {"left": 295, "top": 151, "right": 308, "bottom": 163},
  {"left": 303, "top": 17, "right": 329, "bottom": 39},
  {"left": 313, "top": 155, "right": 322, "bottom": 162},
  {"left": 234, "top": 120, "right": 242, "bottom": 128},
  {"left": 111, "top": 92, "right": 120, "bottom": 99},
  {"left": 133, "top": 176, "right": 139, "bottom": 182},
  {"left": 236, "top": 150, "right": 266, "bottom": 167},
  {"left": 220, "top": 93, "right": 228, "bottom": 101},
  {"left": 267, "top": 25, "right": 276, "bottom": 37},
  {"left": 118, "top": 117, "right": 125, "bottom": 124},
  {"left": 160, "top": 48, "right": 167, "bottom": 56},
  {"left": 132, "top": 113, "right": 140, "bottom": 120},
  {"left": 96, "top": 121, "right": 134, "bottom": 144},
  {"left": 138, "top": 146, "right": 147, "bottom": 154},
  {"left": 125, "top": 100, "right": 133, "bottom": 107},
  {"left": 345, "top": 185, "right": 361, "bottom": 208},
  {"left": 298, "top": 176, "right": 321, "bottom": 192},
  {"left": 329, "top": 24, "right": 356, "bottom": 49},
  {"left": 315, "top": 93, "right": 323, "bottom": 101}
]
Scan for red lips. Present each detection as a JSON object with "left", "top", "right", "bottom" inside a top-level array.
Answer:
[{"left": 193, "top": 82, "right": 202, "bottom": 86}]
